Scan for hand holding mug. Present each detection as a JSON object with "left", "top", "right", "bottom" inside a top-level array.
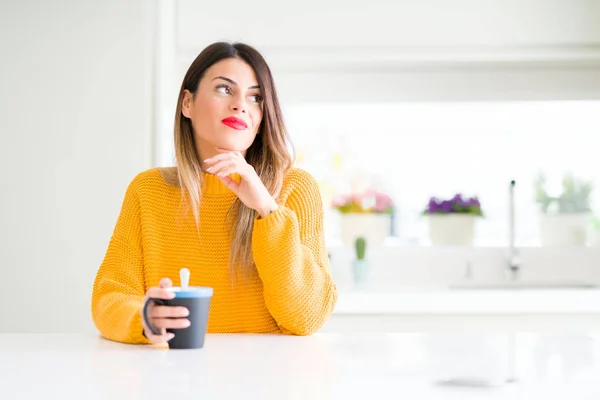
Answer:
[
  {"left": 140, "top": 278, "right": 190, "bottom": 343},
  {"left": 142, "top": 273, "right": 214, "bottom": 349}
]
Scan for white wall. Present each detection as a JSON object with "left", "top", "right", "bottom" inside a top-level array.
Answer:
[
  {"left": 176, "top": 0, "right": 600, "bottom": 50},
  {"left": 0, "top": 1, "right": 154, "bottom": 333},
  {"left": 174, "top": 0, "right": 600, "bottom": 104}
]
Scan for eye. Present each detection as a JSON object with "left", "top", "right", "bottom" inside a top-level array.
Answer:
[
  {"left": 249, "top": 94, "right": 263, "bottom": 103},
  {"left": 216, "top": 84, "right": 231, "bottom": 95}
]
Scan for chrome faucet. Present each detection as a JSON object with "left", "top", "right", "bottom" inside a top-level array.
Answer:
[{"left": 506, "top": 180, "right": 521, "bottom": 279}]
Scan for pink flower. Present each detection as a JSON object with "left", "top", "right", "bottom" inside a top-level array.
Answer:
[
  {"left": 332, "top": 189, "right": 393, "bottom": 213},
  {"left": 332, "top": 197, "right": 345, "bottom": 207}
]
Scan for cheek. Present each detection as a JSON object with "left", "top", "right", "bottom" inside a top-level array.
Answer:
[
  {"left": 251, "top": 109, "right": 263, "bottom": 133},
  {"left": 196, "top": 98, "right": 218, "bottom": 119},
  {"left": 193, "top": 98, "right": 222, "bottom": 130}
]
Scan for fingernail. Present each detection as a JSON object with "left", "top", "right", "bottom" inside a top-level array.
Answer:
[
  {"left": 167, "top": 333, "right": 175, "bottom": 340},
  {"left": 183, "top": 320, "right": 191, "bottom": 327},
  {"left": 180, "top": 309, "right": 189, "bottom": 317},
  {"left": 206, "top": 167, "right": 213, "bottom": 172},
  {"left": 204, "top": 158, "right": 212, "bottom": 162}
]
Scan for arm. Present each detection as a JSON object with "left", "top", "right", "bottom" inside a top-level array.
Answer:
[
  {"left": 91, "top": 180, "right": 150, "bottom": 344},
  {"left": 252, "top": 171, "right": 338, "bottom": 335}
]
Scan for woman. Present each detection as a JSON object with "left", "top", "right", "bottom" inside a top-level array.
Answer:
[{"left": 91, "top": 42, "right": 338, "bottom": 344}]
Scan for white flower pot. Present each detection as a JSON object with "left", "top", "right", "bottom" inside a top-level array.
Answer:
[
  {"left": 339, "top": 213, "right": 390, "bottom": 246},
  {"left": 428, "top": 214, "right": 476, "bottom": 246},
  {"left": 540, "top": 213, "right": 590, "bottom": 246}
]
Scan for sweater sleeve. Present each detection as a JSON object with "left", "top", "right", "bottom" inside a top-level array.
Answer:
[
  {"left": 91, "top": 179, "right": 150, "bottom": 344},
  {"left": 251, "top": 170, "right": 338, "bottom": 335}
]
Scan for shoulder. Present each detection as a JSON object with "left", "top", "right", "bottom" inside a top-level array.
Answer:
[
  {"left": 282, "top": 167, "right": 318, "bottom": 192},
  {"left": 129, "top": 167, "right": 178, "bottom": 186},
  {"left": 280, "top": 168, "right": 322, "bottom": 206},
  {"left": 125, "top": 167, "right": 179, "bottom": 200},
  {"left": 283, "top": 167, "right": 319, "bottom": 187}
]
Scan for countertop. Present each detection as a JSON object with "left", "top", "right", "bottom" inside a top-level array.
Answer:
[
  {"left": 333, "top": 288, "right": 600, "bottom": 314},
  {"left": 2, "top": 332, "right": 600, "bottom": 399}
]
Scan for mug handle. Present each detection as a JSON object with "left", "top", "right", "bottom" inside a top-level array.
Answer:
[{"left": 142, "top": 298, "right": 165, "bottom": 336}]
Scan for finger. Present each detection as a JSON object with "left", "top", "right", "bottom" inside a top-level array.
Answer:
[
  {"left": 216, "top": 165, "right": 237, "bottom": 177},
  {"left": 146, "top": 330, "right": 175, "bottom": 344},
  {"left": 207, "top": 159, "right": 237, "bottom": 176},
  {"left": 212, "top": 158, "right": 254, "bottom": 177},
  {"left": 152, "top": 318, "right": 191, "bottom": 330},
  {"left": 146, "top": 287, "right": 176, "bottom": 300},
  {"left": 204, "top": 152, "right": 236, "bottom": 165},
  {"left": 150, "top": 305, "right": 189, "bottom": 319},
  {"left": 141, "top": 319, "right": 175, "bottom": 343},
  {"left": 206, "top": 154, "right": 238, "bottom": 168},
  {"left": 159, "top": 278, "right": 172, "bottom": 288},
  {"left": 218, "top": 175, "right": 240, "bottom": 192},
  {"left": 220, "top": 162, "right": 255, "bottom": 180}
]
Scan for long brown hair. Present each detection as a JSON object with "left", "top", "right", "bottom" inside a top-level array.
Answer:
[{"left": 172, "top": 42, "right": 293, "bottom": 282}]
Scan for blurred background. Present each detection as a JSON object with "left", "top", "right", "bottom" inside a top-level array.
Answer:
[{"left": 1, "top": 0, "right": 600, "bottom": 334}]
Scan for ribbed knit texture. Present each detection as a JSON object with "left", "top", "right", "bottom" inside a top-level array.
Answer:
[{"left": 91, "top": 167, "right": 338, "bottom": 344}]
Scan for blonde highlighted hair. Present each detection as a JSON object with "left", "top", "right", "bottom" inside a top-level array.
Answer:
[{"left": 172, "top": 42, "right": 293, "bottom": 281}]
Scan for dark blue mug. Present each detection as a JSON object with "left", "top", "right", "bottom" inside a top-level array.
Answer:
[{"left": 142, "top": 286, "right": 213, "bottom": 349}]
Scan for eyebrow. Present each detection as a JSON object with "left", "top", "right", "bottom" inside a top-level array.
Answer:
[{"left": 212, "top": 76, "right": 260, "bottom": 90}]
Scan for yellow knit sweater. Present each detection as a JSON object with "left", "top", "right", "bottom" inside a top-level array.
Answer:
[{"left": 91, "top": 167, "right": 338, "bottom": 343}]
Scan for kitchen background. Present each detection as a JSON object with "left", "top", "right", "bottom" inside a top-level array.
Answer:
[
  {"left": 153, "top": 0, "right": 600, "bottom": 292},
  {"left": 154, "top": 0, "right": 600, "bottom": 247},
  {"left": 1, "top": 0, "right": 600, "bottom": 334}
]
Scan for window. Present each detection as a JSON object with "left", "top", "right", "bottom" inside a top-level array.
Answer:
[{"left": 283, "top": 100, "right": 600, "bottom": 247}]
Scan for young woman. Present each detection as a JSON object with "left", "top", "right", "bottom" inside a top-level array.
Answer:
[{"left": 91, "top": 42, "right": 338, "bottom": 344}]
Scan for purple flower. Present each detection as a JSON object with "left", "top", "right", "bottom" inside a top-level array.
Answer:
[
  {"left": 462, "top": 197, "right": 480, "bottom": 211},
  {"left": 423, "top": 193, "right": 483, "bottom": 216},
  {"left": 427, "top": 197, "right": 438, "bottom": 212},
  {"left": 440, "top": 200, "right": 453, "bottom": 212}
]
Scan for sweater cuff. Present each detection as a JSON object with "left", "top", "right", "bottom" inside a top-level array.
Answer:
[
  {"left": 129, "top": 298, "right": 152, "bottom": 344},
  {"left": 253, "top": 206, "right": 297, "bottom": 236}
]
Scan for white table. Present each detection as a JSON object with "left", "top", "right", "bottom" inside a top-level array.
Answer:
[{"left": 2, "top": 333, "right": 600, "bottom": 399}]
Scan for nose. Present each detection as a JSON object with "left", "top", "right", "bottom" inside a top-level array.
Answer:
[{"left": 230, "top": 95, "right": 247, "bottom": 114}]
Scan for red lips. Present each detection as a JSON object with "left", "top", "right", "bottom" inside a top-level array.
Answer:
[{"left": 221, "top": 117, "right": 248, "bottom": 130}]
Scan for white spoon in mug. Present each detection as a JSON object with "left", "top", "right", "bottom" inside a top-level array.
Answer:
[{"left": 180, "top": 268, "right": 190, "bottom": 291}]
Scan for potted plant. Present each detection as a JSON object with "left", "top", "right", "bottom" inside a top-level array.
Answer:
[
  {"left": 534, "top": 171, "right": 593, "bottom": 246},
  {"left": 332, "top": 189, "right": 394, "bottom": 246},
  {"left": 422, "top": 194, "right": 484, "bottom": 246},
  {"left": 352, "top": 237, "right": 369, "bottom": 288}
]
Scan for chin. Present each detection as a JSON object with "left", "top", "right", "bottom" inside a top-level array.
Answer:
[
  {"left": 218, "top": 139, "right": 256, "bottom": 153},
  {"left": 216, "top": 143, "right": 245, "bottom": 152}
]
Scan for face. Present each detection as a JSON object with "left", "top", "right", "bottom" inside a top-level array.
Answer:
[{"left": 181, "top": 58, "right": 264, "bottom": 159}]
